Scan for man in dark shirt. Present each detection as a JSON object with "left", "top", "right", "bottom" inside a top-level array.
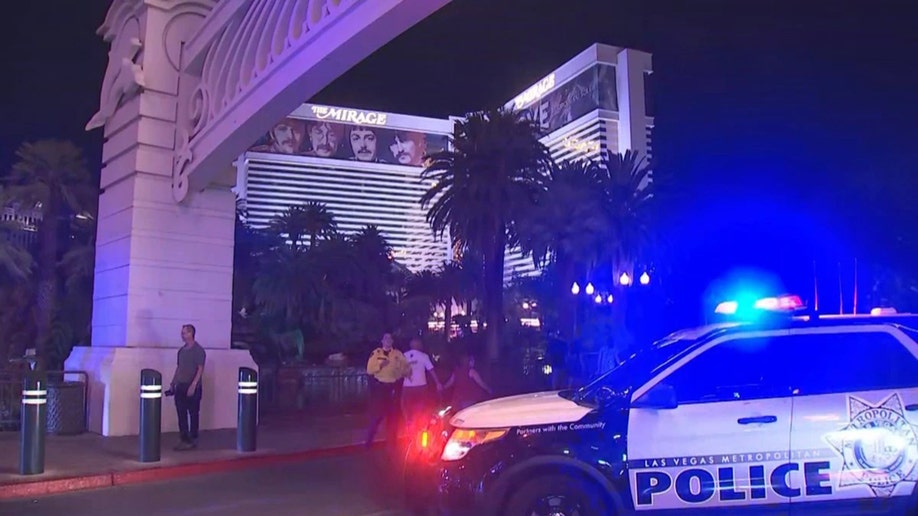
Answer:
[{"left": 170, "top": 324, "right": 206, "bottom": 450}]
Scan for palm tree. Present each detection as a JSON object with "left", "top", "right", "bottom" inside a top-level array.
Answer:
[
  {"left": 302, "top": 201, "right": 338, "bottom": 248},
  {"left": 516, "top": 151, "right": 658, "bottom": 339},
  {"left": 434, "top": 260, "right": 463, "bottom": 340},
  {"left": 597, "top": 150, "right": 656, "bottom": 268},
  {"left": 349, "top": 225, "right": 398, "bottom": 328},
  {"left": 252, "top": 247, "right": 315, "bottom": 328},
  {"left": 2, "top": 140, "right": 95, "bottom": 365},
  {"left": 518, "top": 160, "right": 608, "bottom": 268},
  {"left": 456, "top": 249, "right": 484, "bottom": 320},
  {"left": 0, "top": 211, "right": 34, "bottom": 364},
  {"left": 268, "top": 200, "right": 337, "bottom": 251},
  {"left": 350, "top": 225, "right": 392, "bottom": 283},
  {"left": 59, "top": 213, "right": 96, "bottom": 292},
  {"left": 517, "top": 159, "right": 610, "bottom": 339},
  {"left": 0, "top": 220, "right": 34, "bottom": 283},
  {"left": 269, "top": 205, "right": 308, "bottom": 251},
  {"left": 421, "top": 108, "right": 551, "bottom": 363},
  {"left": 233, "top": 197, "right": 280, "bottom": 316}
]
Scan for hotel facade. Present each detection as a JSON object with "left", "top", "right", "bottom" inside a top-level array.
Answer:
[
  {"left": 235, "top": 104, "right": 454, "bottom": 272},
  {"left": 502, "top": 43, "right": 655, "bottom": 279},
  {"left": 235, "top": 43, "right": 653, "bottom": 277}
]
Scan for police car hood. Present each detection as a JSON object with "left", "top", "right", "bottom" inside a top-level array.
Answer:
[{"left": 449, "top": 391, "right": 592, "bottom": 429}]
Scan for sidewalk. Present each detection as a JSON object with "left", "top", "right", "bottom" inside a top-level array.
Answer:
[{"left": 0, "top": 411, "right": 375, "bottom": 500}]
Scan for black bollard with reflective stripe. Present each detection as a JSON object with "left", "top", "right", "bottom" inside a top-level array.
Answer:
[
  {"left": 237, "top": 367, "right": 258, "bottom": 452},
  {"left": 139, "top": 369, "right": 162, "bottom": 463},
  {"left": 20, "top": 371, "right": 47, "bottom": 475}
]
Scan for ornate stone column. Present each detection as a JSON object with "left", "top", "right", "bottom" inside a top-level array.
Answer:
[{"left": 69, "top": 0, "right": 256, "bottom": 436}]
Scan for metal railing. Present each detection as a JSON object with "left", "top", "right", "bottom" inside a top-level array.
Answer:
[
  {"left": 272, "top": 366, "right": 369, "bottom": 414},
  {"left": 0, "top": 369, "right": 88, "bottom": 433}
]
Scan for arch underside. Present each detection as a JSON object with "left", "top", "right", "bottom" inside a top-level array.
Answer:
[{"left": 173, "top": 0, "right": 451, "bottom": 202}]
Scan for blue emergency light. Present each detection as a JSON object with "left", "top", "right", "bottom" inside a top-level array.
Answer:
[{"left": 715, "top": 294, "right": 805, "bottom": 317}]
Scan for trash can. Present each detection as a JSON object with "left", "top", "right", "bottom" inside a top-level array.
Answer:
[{"left": 46, "top": 381, "right": 85, "bottom": 435}]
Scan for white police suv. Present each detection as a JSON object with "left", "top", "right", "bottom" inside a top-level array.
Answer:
[{"left": 408, "top": 295, "right": 918, "bottom": 516}]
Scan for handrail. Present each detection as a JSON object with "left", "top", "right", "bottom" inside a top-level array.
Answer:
[{"left": 0, "top": 368, "right": 90, "bottom": 432}]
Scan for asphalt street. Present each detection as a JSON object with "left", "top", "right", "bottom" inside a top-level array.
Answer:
[{"left": 1, "top": 448, "right": 420, "bottom": 516}]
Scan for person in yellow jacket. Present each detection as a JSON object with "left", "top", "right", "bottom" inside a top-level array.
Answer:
[{"left": 365, "top": 332, "right": 410, "bottom": 448}]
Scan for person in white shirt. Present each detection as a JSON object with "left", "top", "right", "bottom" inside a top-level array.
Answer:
[{"left": 401, "top": 337, "right": 442, "bottom": 428}]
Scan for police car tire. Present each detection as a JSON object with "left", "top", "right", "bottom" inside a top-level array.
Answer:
[{"left": 504, "top": 474, "right": 608, "bottom": 516}]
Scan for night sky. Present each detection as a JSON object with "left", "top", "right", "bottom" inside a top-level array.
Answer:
[{"left": 3, "top": 0, "right": 917, "bottom": 308}]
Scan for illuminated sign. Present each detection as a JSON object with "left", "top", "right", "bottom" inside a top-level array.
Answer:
[
  {"left": 563, "top": 136, "right": 600, "bottom": 155},
  {"left": 513, "top": 73, "right": 556, "bottom": 110},
  {"left": 310, "top": 105, "right": 388, "bottom": 126}
]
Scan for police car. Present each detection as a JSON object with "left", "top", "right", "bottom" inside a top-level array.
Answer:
[{"left": 407, "top": 295, "right": 918, "bottom": 515}]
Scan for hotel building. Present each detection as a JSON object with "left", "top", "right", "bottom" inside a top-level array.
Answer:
[
  {"left": 235, "top": 104, "right": 454, "bottom": 272},
  {"left": 235, "top": 43, "right": 653, "bottom": 279},
  {"left": 502, "top": 43, "right": 655, "bottom": 279}
]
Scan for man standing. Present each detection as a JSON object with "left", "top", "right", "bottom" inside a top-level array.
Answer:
[
  {"left": 401, "top": 337, "right": 442, "bottom": 429},
  {"left": 365, "top": 332, "right": 409, "bottom": 448},
  {"left": 170, "top": 324, "right": 206, "bottom": 450}
]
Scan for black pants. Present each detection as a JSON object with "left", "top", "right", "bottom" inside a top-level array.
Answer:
[
  {"left": 365, "top": 379, "right": 401, "bottom": 446},
  {"left": 174, "top": 383, "right": 202, "bottom": 443}
]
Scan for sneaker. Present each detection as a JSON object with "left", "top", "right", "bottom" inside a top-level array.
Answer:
[{"left": 174, "top": 441, "right": 192, "bottom": 451}]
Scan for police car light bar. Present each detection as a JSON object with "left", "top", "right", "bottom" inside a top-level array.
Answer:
[
  {"left": 715, "top": 295, "right": 804, "bottom": 315},
  {"left": 714, "top": 301, "right": 739, "bottom": 315},
  {"left": 754, "top": 295, "right": 804, "bottom": 311},
  {"left": 870, "top": 307, "right": 898, "bottom": 316}
]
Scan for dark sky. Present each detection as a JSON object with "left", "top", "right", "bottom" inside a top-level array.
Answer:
[{"left": 3, "top": 0, "right": 918, "bottom": 304}]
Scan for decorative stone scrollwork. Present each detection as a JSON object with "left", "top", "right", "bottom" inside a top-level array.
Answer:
[
  {"left": 172, "top": 0, "right": 357, "bottom": 202},
  {"left": 86, "top": 0, "right": 146, "bottom": 131}
]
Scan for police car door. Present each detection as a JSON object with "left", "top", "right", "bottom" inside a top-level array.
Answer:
[
  {"left": 786, "top": 326, "right": 918, "bottom": 514},
  {"left": 628, "top": 331, "right": 794, "bottom": 514}
]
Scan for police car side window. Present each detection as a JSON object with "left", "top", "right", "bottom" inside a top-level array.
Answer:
[
  {"left": 662, "top": 337, "right": 789, "bottom": 404},
  {"left": 783, "top": 332, "right": 918, "bottom": 396}
]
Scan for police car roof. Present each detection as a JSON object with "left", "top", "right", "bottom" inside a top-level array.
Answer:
[
  {"left": 657, "top": 313, "right": 918, "bottom": 352},
  {"left": 715, "top": 312, "right": 918, "bottom": 336},
  {"left": 662, "top": 322, "right": 744, "bottom": 342}
]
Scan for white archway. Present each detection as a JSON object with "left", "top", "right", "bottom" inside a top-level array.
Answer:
[{"left": 70, "top": 0, "right": 450, "bottom": 436}]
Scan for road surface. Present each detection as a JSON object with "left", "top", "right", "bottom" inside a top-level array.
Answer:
[{"left": 2, "top": 448, "right": 421, "bottom": 516}]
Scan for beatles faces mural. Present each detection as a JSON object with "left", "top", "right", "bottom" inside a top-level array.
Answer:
[{"left": 250, "top": 116, "right": 449, "bottom": 167}]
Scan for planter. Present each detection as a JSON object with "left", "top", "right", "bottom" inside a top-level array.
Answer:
[{"left": 46, "top": 381, "right": 85, "bottom": 435}]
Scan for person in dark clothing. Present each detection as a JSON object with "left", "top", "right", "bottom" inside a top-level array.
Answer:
[
  {"left": 169, "top": 324, "right": 206, "bottom": 450},
  {"left": 444, "top": 353, "right": 492, "bottom": 411},
  {"left": 546, "top": 337, "right": 569, "bottom": 390}
]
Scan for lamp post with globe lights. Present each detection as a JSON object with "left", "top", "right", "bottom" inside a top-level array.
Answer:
[{"left": 567, "top": 268, "right": 654, "bottom": 338}]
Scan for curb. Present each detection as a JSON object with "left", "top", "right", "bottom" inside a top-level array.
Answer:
[{"left": 0, "top": 442, "right": 370, "bottom": 501}]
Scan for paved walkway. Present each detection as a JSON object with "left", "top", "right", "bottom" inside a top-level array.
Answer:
[
  {"left": 0, "top": 411, "right": 373, "bottom": 493},
  {"left": 0, "top": 448, "right": 411, "bottom": 516}
]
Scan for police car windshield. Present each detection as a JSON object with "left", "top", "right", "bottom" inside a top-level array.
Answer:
[{"left": 571, "top": 335, "right": 702, "bottom": 405}]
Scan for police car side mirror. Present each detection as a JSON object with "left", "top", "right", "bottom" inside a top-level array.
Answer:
[
  {"left": 596, "top": 386, "right": 625, "bottom": 407},
  {"left": 632, "top": 383, "right": 678, "bottom": 410}
]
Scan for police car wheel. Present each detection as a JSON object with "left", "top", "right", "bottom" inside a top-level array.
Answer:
[{"left": 504, "top": 474, "right": 608, "bottom": 516}]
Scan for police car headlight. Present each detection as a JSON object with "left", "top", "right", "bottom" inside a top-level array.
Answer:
[{"left": 441, "top": 428, "right": 509, "bottom": 462}]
